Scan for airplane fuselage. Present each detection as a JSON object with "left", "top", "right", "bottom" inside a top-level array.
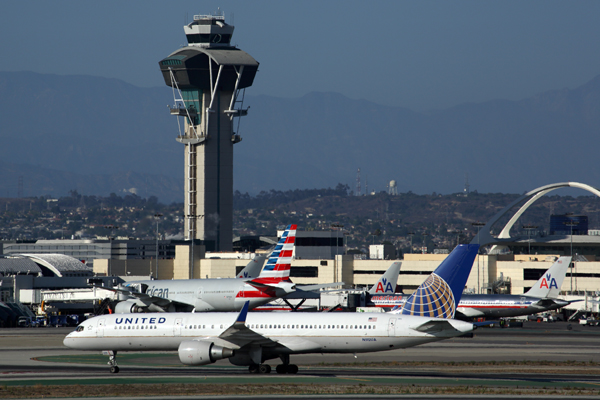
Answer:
[
  {"left": 123, "top": 279, "right": 286, "bottom": 312},
  {"left": 456, "top": 294, "right": 569, "bottom": 319},
  {"left": 64, "top": 311, "right": 474, "bottom": 365},
  {"left": 367, "top": 294, "right": 568, "bottom": 319}
]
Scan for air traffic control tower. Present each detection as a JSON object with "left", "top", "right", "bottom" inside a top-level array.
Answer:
[{"left": 159, "top": 13, "right": 258, "bottom": 251}]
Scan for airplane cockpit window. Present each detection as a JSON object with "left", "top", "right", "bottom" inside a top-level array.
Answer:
[{"left": 76, "top": 326, "right": 84, "bottom": 332}]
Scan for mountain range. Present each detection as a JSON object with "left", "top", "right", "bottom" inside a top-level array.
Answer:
[{"left": 1, "top": 71, "right": 600, "bottom": 203}]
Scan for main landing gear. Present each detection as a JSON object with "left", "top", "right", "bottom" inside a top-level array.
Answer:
[
  {"left": 103, "top": 350, "right": 119, "bottom": 373},
  {"left": 248, "top": 364, "right": 271, "bottom": 374},
  {"left": 248, "top": 355, "right": 298, "bottom": 374},
  {"left": 276, "top": 364, "right": 298, "bottom": 374}
]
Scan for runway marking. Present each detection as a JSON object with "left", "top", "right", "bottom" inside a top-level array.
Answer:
[{"left": 337, "top": 377, "right": 372, "bottom": 382}]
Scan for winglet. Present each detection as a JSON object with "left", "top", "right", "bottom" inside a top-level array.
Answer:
[
  {"left": 235, "top": 301, "right": 250, "bottom": 326},
  {"left": 395, "top": 244, "right": 478, "bottom": 319}
]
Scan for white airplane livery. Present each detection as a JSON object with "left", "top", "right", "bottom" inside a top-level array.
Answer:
[
  {"left": 457, "top": 256, "right": 574, "bottom": 319},
  {"left": 64, "top": 244, "right": 479, "bottom": 374},
  {"left": 109, "top": 225, "right": 298, "bottom": 313}
]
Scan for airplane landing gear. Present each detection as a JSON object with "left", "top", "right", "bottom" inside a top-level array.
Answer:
[
  {"left": 248, "top": 364, "right": 271, "bottom": 374},
  {"left": 276, "top": 364, "right": 298, "bottom": 374},
  {"left": 276, "top": 354, "right": 298, "bottom": 374},
  {"left": 104, "top": 350, "right": 119, "bottom": 373}
]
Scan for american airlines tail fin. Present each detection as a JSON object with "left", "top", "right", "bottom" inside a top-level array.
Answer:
[
  {"left": 236, "top": 254, "right": 267, "bottom": 279},
  {"left": 367, "top": 262, "right": 401, "bottom": 294},
  {"left": 252, "top": 224, "right": 296, "bottom": 284},
  {"left": 525, "top": 256, "right": 571, "bottom": 298},
  {"left": 393, "top": 244, "right": 478, "bottom": 318}
]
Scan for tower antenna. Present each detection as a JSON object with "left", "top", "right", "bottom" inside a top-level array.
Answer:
[{"left": 356, "top": 168, "right": 361, "bottom": 196}]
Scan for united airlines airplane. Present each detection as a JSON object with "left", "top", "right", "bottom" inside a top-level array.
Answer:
[
  {"left": 64, "top": 244, "right": 479, "bottom": 374},
  {"left": 108, "top": 225, "right": 308, "bottom": 313}
]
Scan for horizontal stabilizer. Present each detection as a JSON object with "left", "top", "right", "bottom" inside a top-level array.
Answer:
[
  {"left": 412, "top": 320, "right": 457, "bottom": 333},
  {"left": 299, "top": 282, "right": 344, "bottom": 291}
]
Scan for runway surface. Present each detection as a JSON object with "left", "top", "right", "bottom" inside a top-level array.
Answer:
[{"left": 1, "top": 321, "right": 600, "bottom": 398}]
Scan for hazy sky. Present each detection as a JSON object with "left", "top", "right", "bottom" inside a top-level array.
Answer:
[{"left": 2, "top": 1, "right": 600, "bottom": 111}]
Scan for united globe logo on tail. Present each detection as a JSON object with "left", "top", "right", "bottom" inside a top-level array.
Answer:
[
  {"left": 395, "top": 244, "right": 479, "bottom": 319},
  {"left": 400, "top": 273, "right": 455, "bottom": 318}
]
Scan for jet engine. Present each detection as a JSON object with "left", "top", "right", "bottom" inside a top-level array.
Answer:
[
  {"left": 114, "top": 300, "right": 144, "bottom": 314},
  {"left": 178, "top": 340, "right": 234, "bottom": 365}
]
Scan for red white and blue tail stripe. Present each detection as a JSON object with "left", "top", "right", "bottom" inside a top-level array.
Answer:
[{"left": 253, "top": 224, "right": 296, "bottom": 283}]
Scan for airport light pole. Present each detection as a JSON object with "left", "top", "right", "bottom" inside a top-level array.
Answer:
[
  {"left": 104, "top": 225, "right": 119, "bottom": 276},
  {"left": 408, "top": 232, "right": 415, "bottom": 254},
  {"left": 564, "top": 220, "right": 579, "bottom": 293},
  {"left": 154, "top": 213, "right": 163, "bottom": 279},
  {"left": 422, "top": 232, "right": 429, "bottom": 254},
  {"left": 331, "top": 224, "right": 344, "bottom": 280},
  {"left": 472, "top": 222, "right": 485, "bottom": 294},
  {"left": 522, "top": 224, "right": 538, "bottom": 255}
]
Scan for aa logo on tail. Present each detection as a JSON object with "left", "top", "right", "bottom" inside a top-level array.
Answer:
[
  {"left": 539, "top": 273, "right": 558, "bottom": 289},
  {"left": 375, "top": 278, "right": 394, "bottom": 293}
]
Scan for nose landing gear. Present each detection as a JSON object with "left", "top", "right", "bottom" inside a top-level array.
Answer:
[{"left": 103, "top": 350, "right": 119, "bottom": 373}]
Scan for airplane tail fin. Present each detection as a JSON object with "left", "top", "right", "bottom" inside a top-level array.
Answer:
[
  {"left": 368, "top": 261, "right": 401, "bottom": 294},
  {"left": 236, "top": 254, "right": 267, "bottom": 279},
  {"left": 394, "top": 244, "right": 478, "bottom": 318},
  {"left": 253, "top": 224, "right": 296, "bottom": 283},
  {"left": 525, "top": 256, "right": 572, "bottom": 298}
]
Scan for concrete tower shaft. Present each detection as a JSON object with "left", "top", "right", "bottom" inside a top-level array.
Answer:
[{"left": 159, "top": 14, "right": 259, "bottom": 251}]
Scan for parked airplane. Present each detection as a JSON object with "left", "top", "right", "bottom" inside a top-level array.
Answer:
[
  {"left": 368, "top": 261, "right": 402, "bottom": 294},
  {"left": 256, "top": 261, "right": 402, "bottom": 312},
  {"left": 457, "top": 256, "right": 574, "bottom": 319},
  {"left": 108, "top": 225, "right": 300, "bottom": 313},
  {"left": 64, "top": 244, "right": 479, "bottom": 374},
  {"left": 383, "top": 256, "right": 574, "bottom": 319}
]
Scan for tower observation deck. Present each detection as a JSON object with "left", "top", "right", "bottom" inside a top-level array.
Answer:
[{"left": 158, "top": 13, "right": 259, "bottom": 251}]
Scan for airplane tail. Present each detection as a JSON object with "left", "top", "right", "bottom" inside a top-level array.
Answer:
[
  {"left": 251, "top": 224, "right": 296, "bottom": 284},
  {"left": 236, "top": 254, "right": 267, "bottom": 279},
  {"left": 367, "top": 261, "right": 401, "bottom": 294},
  {"left": 524, "top": 256, "right": 572, "bottom": 298},
  {"left": 393, "top": 244, "right": 478, "bottom": 318}
]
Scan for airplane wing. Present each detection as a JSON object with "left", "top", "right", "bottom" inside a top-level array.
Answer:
[
  {"left": 298, "top": 282, "right": 344, "bottom": 291},
  {"left": 94, "top": 286, "right": 180, "bottom": 309},
  {"left": 217, "top": 301, "right": 321, "bottom": 352},
  {"left": 218, "top": 302, "right": 278, "bottom": 348}
]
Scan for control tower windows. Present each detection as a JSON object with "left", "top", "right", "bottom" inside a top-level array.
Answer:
[{"left": 186, "top": 34, "right": 231, "bottom": 45}]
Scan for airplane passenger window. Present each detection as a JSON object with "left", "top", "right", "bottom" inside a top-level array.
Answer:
[
  {"left": 291, "top": 325, "right": 295, "bottom": 329},
  {"left": 220, "top": 325, "right": 223, "bottom": 329},
  {"left": 211, "top": 325, "right": 214, "bottom": 329}
]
